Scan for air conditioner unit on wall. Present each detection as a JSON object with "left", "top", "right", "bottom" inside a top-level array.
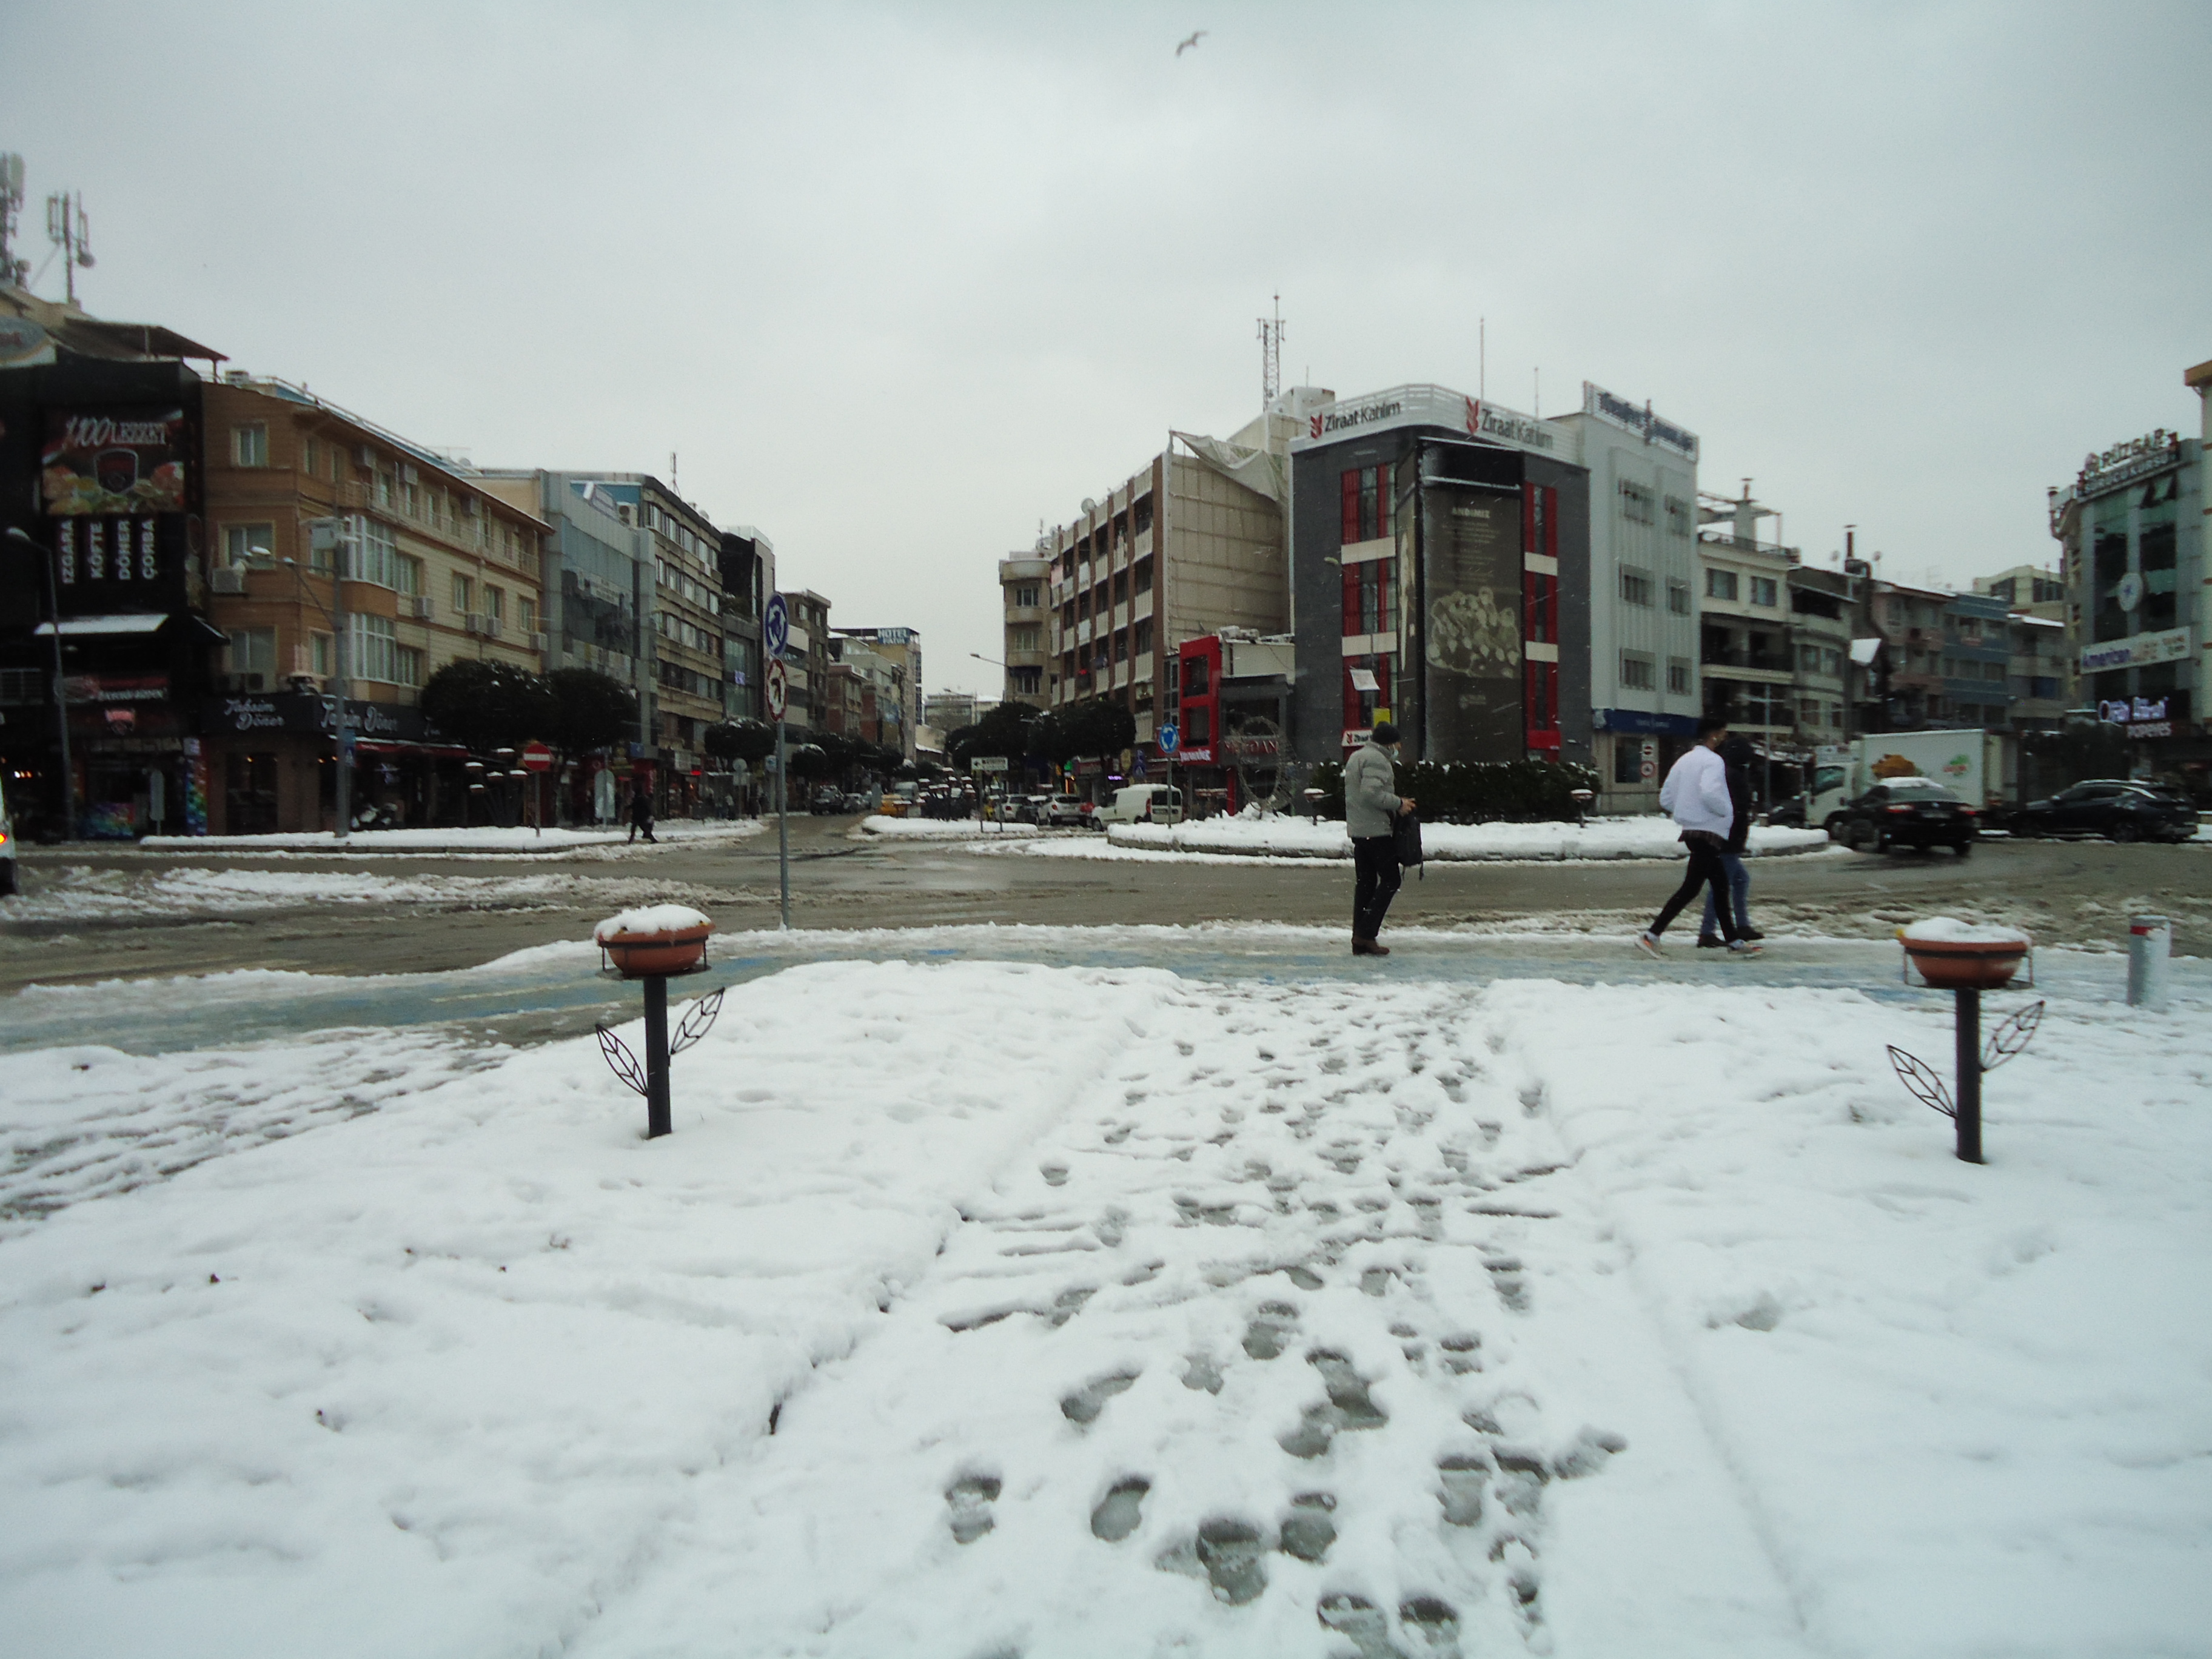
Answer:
[
  {"left": 400, "top": 463, "right": 419, "bottom": 484},
  {"left": 354, "top": 444, "right": 375, "bottom": 468},
  {"left": 209, "top": 568, "right": 247, "bottom": 595},
  {"left": 407, "top": 595, "right": 434, "bottom": 619},
  {"left": 531, "top": 631, "right": 550, "bottom": 652},
  {"left": 465, "top": 612, "right": 487, "bottom": 634}
]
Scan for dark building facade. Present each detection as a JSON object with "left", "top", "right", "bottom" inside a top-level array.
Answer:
[
  {"left": 1, "top": 301, "right": 225, "bottom": 838},
  {"left": 1290, "top": 392, "right": 1590, "bottom": 769}
]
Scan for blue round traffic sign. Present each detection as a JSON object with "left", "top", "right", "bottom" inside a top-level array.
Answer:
[
  {"left": 1157, "top": 723, "right": 1179, "bottom": 754},
  {"left": 764, "top": 593, "right": 790, "bottom": 659}
]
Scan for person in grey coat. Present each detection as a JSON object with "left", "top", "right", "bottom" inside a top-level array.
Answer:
[{"left": 1344, "top": 721, "right": 1415, "bottom": 956}]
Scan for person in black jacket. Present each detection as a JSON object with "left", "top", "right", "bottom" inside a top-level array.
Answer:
[{"left": 1698, "top": 736, "right": 1762, "bottom": 946}]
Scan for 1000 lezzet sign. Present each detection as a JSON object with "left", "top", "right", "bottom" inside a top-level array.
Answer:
[{"left": 42, "top": 408, "right": 189, "bottom": 516}]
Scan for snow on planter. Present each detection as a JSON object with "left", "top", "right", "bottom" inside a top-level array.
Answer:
[
  {"left": 1899, "top": 917, "right": 2032, "bottom": 945},
  {"left": 592, "top": 904, "right": 713, "bottom": 943}
]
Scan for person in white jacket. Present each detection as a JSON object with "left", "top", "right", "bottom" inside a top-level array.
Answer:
[{"left": 1637, "top": 716, "right": 1760, "bottom": 957}]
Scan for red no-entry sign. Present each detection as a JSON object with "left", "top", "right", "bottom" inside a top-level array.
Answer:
[{"left": 521, "top": 741, "right": 554, "bottom": 773}]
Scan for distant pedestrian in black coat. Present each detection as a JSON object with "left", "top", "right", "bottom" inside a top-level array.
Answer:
[{"left": 627, "top": 785, "right": 657, "bottom": 845}]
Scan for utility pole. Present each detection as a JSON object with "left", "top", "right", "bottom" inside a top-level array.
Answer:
[{"left": 4, "top": 527, "right": 75, "bottom": 840}]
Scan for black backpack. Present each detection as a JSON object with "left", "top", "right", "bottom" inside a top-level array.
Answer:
[{"left": 1393, "top": 808, "right": 1424, "bottom": 877}]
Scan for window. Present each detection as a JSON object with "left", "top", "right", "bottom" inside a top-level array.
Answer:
[
  {"left": 519, "top": 597, "right": 536, "bottom": 638},
  {"left": 223, "top": 524, "right": 276, "bottom": 566},
  {"left": 1620, "top": 653, "right": 1655, "bottom": 691},
  {"left": 1667, "top": 659, "right": 1691, "bottom": 694},
  {"left": 1750, "top": 577, "right": 1778, "bottom": 607},
  {"left": 1014, "top": 584, "right": 1040, "bottom": 608},
  {"left": 484, "top": 586, "right": 504, "bottom": 624},
  {"left": 1613, "top": 738, "right": 1646, "bottom": 785},
  {"left": 1183, "top": 657, "right": 1209, "bottom": 698},
  {"left": 454, "top": 573, "right": 474, "bottom": 615},
  {"left": 232, "top": 424, "right": 269, "bottom": 467},
  {"left": 349, "top": 613, "right": 401, "bottom": 684},
  {"left": 395, "top": 646, "right": 423, "bottom": 688},
  {"left": 1620, "top": 567, "right": 1654, "bottom": 607},
  {"left": 312, "top": 632, "right": 333, "bottom": 677},
  {"left": 344, "top": 517, "right": 399, "bottom": 589},
  {"left": 303, "top": 439, "right": 318, "bottom": 476},
  {"left": 395, "top": 556, "right": 421, "bottom": 597},
  {"left": 1706, "top": 568, "right": 1739, "bottom": 602},
  {"left": 1618, "top": 480, "right": 1654, "bottom": 524},
  {"left": 224, "top": 628, "right": 278, "bottom": 687},
  {"left": 1667, "top": 580, "right": 1691, "bottom": 615},
  {"left": 1133, "top": 617, "right": 1153, "bottom": 657},
  {"left": 1664, "top": 496, "right": 1691, "bottom": 538},
  {"left": 376, "top": 469, "right": 392, "bottom": 508},
  {"left": 1798, "top": 643, "right": 1821, "bottom": 673},
  {"left": 1340, "top": 466, "right": 1392, "bottom": 543}
]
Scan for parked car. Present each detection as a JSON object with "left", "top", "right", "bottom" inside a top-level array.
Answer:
[
  {"left": 1827, "top": 777, "right": 1977, "bottom": 856},
  {"left": 1044, "top": 795, "right": 1094, "bottom": 829},
  {"left": 810, "top": 786, "right": 846, "bottom": 815},
  {"left": 0, "top": 771, "right": 16, "bottom": 897},
  {"left": 840, "top": 792, "right": 868, "bottom": 814},
  {"left": 1099, "top": 784, "right": 1184, "bottom": 825},
  {"left": 2011, "top": 779, "right": 2197, "bottom": 843}
]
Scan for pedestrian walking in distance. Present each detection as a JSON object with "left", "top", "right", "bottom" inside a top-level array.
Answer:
[
  {"left": 1638, "top": 716, "right": 1760, "bottom": 957},
  {"left": 1346, "top": 720, "right": 1416, "bottom": 956},
  {"left": 1698, "top": 734, "right": 1765, "bottom": 947},
  {"left": 627, "top": 783, "right": 657, "bottom": 845}
]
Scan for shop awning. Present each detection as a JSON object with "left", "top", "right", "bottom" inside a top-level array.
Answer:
[{"left": 34, "top": 614, "right": 166, "bottom": 637}]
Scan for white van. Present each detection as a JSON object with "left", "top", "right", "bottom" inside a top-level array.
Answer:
[{"left": 1101, "top": 784, "right": 1182, "bottom": 825}]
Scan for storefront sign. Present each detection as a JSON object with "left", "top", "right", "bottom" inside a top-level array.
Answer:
[
  {"left": 61, "top": 672, "right": 170, "bottom": 703},
  {"left": 1178, "top": 746, "right": 1215, "bottom": 764},
  {"left": 1581, "top": 382, "right": 1700, "bottom": 460},
  {"left": 1592, "top": 706, "right": 1700, "bottom": 737},
  {"left": 2099, "top": 696, "right": 2168, "bottom": 725},
  {"left": 201, "top": 692, "right": 425, "bottom": 741},
  {"left": 2125, "top": 722, "right": 2174, "bottom": 739},
  {"left": 2080, "top": 626, "right": 2191, "bottom": 674},
  {"left": 2078, "top": 429, "right": 2181, "bottom": 497},
  {"left": 1295, "top": 384, "right": 1560, "bottom": 456},
  {"left": 42, "top": 409, "right": 189, "bottom": 516},
  {"left": 1219, "top": 734, "right": 1281, "bottom": 760}
]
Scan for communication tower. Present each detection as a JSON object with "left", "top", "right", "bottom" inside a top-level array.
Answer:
[{"left": 1257, "top": 294, "right": 1283, "bottom": 404}]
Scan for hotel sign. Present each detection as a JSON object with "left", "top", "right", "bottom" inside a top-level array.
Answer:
[{"left": 2080, "top": 626, "right": 2191, "bottom": 674}]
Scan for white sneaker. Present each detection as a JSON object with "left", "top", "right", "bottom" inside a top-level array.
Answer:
[
  {"left": 1728, "top": 939, "right": 1763, "bottom": 956},
  {"left": 1635, "top": 933, "right": 1664, "bottom": 959}
]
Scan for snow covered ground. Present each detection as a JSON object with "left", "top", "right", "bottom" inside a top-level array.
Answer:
[
  {"left": 1109, "top": 814, "right": 1832, "bottom": 862},
  {"left": 135, "top": 821, "right": 765, "bottom": 856},
  {"left": 859, "top": 814, "right": 1048, "bottom": 839},
  {"left": 2, "top": 948, "right": 2206, "bottom": 1657}
]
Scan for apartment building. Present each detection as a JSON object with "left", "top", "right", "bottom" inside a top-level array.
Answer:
[
  {"left": 785, "top": 591, "right": 831, "bottom": 737},
  {"left": 718, "top": 528, "right": 774, "bottom": 731},
  {"left": 1786, "top": 566, "right": 1854, "bottom": 747},
  {"left": 831, "top": 626, "right": 922, "bottom": 759},
  {"left": 475, "top": 469, "right": 649, "bottom": 718},
  {"left": 1694, "top": 489, "right": 1797, "bottom": 754},
  {"left": 1047, "top": 415, "right": 1289, "bottom": 778},
  {"left": 198, "top": 376, "right": 548, "bottom": 833},
  {"left": 999, "top": 552, "right": 1050, "bottom": 707}
]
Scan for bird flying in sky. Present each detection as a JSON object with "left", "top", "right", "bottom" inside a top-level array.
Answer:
[{"left": 1176, "top": 30, "right": 1207, "bottom": 56}]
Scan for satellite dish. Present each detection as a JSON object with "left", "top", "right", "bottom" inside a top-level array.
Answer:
[{"left": 1081, "top": 497, "right": 1099, "bottom": 516}]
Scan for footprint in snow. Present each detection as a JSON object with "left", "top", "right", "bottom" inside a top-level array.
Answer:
[
  {"left": 1278, "top": 1492, "right": 1336, "bottom": 1562},
  {"left": 1090, "top": 1476, "right": 1150, "bottom": 1542},
  {"left": 1060, "top": 1370, "right": 1138, "bottom": 1426},
  {"left": 945, "top": 1474, "right": 1000, "bottom": 1544},
  {"left": 1241, "top": 1301, "right": 1299, "bottom": 1360}
]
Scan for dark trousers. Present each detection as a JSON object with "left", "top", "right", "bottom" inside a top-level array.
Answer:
[
  {"left": 1353, "top": 835, "right": 1402, "bottom": 940},
  {"left": 1651, "top": 836, "right": 1741, "bottom": 942}
]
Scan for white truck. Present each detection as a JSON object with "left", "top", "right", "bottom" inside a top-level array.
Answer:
[
  {"left": 1808, "top": 729, "right": 2013, "bottom": 834},
  {"left": 1100, "top": 783, "right": 1184, "bottom": 825}
]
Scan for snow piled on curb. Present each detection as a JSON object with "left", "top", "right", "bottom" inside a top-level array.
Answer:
[
  {"left": 1, "top": 960, "right": 2205, "bottom": 1656},
  {"left": 134, "top": 821, "right": 765, "bottom": 855},
  {"left": 1108, "top": 814, "right": 1832, "bottom": 862}
]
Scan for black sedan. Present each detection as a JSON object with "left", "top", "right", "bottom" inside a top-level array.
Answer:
[
  {"left": 2011, "top": 779, "right": 2199, "bottom": 843},
  {"left": 1829, "top": 777, "right": 1978, "bottom": 856}
]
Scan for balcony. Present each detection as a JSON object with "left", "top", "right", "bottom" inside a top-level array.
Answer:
[
  {"left": 1076, "top": 618, "right": 1093, "bottom": 646},
  {"left": 1699, "top": 647, "right": 1791, "bottom": 674}
]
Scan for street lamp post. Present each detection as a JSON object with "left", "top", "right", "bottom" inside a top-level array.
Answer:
[{"left": 5, "top": 526, "right": 76, "bottom": 841}]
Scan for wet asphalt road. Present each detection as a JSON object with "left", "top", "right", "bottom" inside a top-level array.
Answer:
[{"left": 3, "top": 813, "right": 2203, "bottom": 1002}]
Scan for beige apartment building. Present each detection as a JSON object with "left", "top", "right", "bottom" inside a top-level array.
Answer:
[
  {"left": 198, "top": 377, "right": 547, "bottom": 833},
  {"left": 1045, "top": 427, "right": 1286, "bottom": 751},
  {"left": 999, "top": 552, "right": 1050, "bottom": 707}
]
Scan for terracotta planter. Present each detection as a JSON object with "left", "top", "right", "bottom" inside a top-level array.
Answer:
[
  {"left": 1899, "top": 934, "right": 2028, "bottom": 990},
  {"left": 600, "top": 923, "right": 712, "bottom": 979}
]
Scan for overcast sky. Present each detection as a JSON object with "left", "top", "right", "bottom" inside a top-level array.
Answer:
[{"left": 7, "top": 1, "right": 2207, "bottom": 694}]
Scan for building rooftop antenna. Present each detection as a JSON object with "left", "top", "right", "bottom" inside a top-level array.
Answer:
[
  {"left": 44, "top": 186, "right": 92, "bottom": 305},
  {"left": 0, "top": 153, "right": 27, "bottom": 289},
  {"left": 1257, "top": 293, "right": 1283, "bottom": 404}
]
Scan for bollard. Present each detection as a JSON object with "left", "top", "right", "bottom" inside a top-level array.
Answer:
[{"left": 2127, "top": 915, "right": 2171, "bottom": 1008}]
